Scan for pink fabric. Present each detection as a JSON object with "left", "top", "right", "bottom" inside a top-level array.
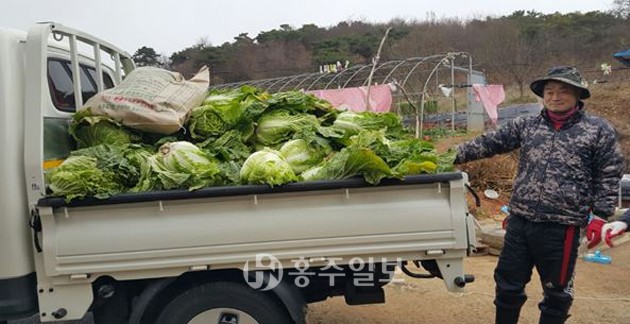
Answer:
[
  {"left": 307, "top": 84, "right": 392, "bottom": 112},
  {"left": 472, "top": 84, "right": 505, "bottom": 125}
]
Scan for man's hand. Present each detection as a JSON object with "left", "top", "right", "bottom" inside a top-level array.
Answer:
[
  {"left": 601, "top": 221, "right": 628, "bottom": 247},
  {"left": 586, "top": 216, "right": 606, "bottom": 249}
]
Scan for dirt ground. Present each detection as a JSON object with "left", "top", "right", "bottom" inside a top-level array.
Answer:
[
  {"left": 306, "top": 240, "right": 630, "bottom": 324},
  {"left": 305, "top": 81, "right": 630, "bottom": 323}
]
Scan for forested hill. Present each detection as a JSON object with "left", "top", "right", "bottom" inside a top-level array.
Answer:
[{"left": 132, "top": 9, "right": 630, "bottom": 88}]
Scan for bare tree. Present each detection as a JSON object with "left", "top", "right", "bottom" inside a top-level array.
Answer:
[
  {"left": 195, "top": 36, "right": 210, "bottom": 48},
  {"left": 612, "top": 0, "right": 630, "bottom": 18},
  {"left": 474, "top": 20, "right": 544, "bottom": 97}
]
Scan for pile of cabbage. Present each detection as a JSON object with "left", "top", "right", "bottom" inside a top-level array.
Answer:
[{"left": 47, "top": 86, "right": 456, "bottom": 201}]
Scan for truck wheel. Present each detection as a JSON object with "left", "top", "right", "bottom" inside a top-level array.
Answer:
[{"left": 155, "top": 281, "right": 294, "bottom": 324}]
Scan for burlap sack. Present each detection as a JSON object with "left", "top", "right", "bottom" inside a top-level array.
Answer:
[{"left": 81, "top": 66, "right": 210, "bottom": 134}]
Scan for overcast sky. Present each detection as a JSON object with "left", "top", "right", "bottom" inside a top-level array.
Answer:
[{"left": 1, "top": 0, "right": 613, "bottom": 56}]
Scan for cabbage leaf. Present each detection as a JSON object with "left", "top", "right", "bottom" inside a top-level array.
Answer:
[
  {"left": 47, "top": 155, "right": 123, "bottom": 201},
  {"left": 154, "top": 141, "right": 222, "bottom": 190},
  {"left": 69, "top": 109, "right": 140, "bottom": 148},
  {"left": 240, "top": 148, "right": 298, "bottom": 186}
]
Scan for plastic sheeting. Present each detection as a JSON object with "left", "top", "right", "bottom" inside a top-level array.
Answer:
[{"left": 307, "top": 84, "right": 392, "bottom": 112}]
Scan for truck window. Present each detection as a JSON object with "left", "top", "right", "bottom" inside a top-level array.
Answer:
[{"left": 47, "top": 58, "right": 114, "bottom": 112}]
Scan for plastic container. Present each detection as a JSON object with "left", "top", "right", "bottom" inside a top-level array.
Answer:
[
  {"left": 583, "top": 250, "right": 612, "bottom": 264},
  {"left": 484, "top": 189, "right": 499, "bottom": 199}
]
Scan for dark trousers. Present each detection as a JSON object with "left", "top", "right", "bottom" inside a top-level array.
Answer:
[{"left": 494, "top": 215, "right": 580, "bottom": 324}]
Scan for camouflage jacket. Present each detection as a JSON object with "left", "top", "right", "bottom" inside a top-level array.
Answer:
[{"left": 455, "top": 105, "right": 624, "bottom": 227}]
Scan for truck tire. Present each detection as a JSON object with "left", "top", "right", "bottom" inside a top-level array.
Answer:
[{"left": 155, "top": 281, "right": 294, "bottom": 324}]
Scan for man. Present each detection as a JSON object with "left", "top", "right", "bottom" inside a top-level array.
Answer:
[
  {"left": 454, "top": 66, "right": 624, "bottom": 324},
  {"left": 604, "top": 209, "right": 630, "bottom": 241}
]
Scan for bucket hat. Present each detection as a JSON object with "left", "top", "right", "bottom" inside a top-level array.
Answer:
[{"left": 530, "top": 66, "right": 590, "bottom": 99}]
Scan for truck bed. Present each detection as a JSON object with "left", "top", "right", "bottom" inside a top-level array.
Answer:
[{"left": 35, "top": 172, "right": 473, "bottom": 291}]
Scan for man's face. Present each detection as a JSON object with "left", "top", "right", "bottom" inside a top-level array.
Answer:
[{"left": 543, "top": 81, "right": 579, "bottom": 113}]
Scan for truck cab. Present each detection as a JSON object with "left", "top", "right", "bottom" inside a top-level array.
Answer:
[{"left": 1, "top": 22, "right": 133, "bottom": 323}]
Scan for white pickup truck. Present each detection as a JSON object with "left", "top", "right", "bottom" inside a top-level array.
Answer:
[{"left": 0, "top": 22, "right": 476, "bottom": 324}]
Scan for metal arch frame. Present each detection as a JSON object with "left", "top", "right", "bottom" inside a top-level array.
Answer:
[
  {"left": 382, "top": 58, "right": 413, "bottom": 84},
  {"left": 215, "top": 80, "right": 247, "bottom": 90},
  {"left": 361, "top": 60, "right": 401, "bottom": 86},
  {"left": 230, "top": 82, "right": 249, "bottom": 89},
  {"left": 203, "top": 52, "right": 481, "bottom": 140},
  {"left": 210, "top": 83, "right": 229, "bottom": 90},
  {"left": 383, "top": 58, "right": 422, "bottom": 114},
  {"left": 416, "top": 52, "right": 471, "bottom": 137},
  {"left": 277, "top": 72, "right": 312, "bottom": 92},
  {"left": 230, "top": 81, "right": 250, "bottom": 87},
  {"left": 211, "top": 84, "right": 227, "bottom": 90},
  {"left": 417, "top": 54, "right": 451, "bottom": 137},
  {"left": 321, "top": 64, "right": 367, "bottom": 90},
  {"left": 305, "top": 72, "right": 333, "bottom": 91},
  {"left": 341, "top": 65, "right": 371, "bottom": 88},
  {"left": 401, "top": 54, "right": 445, "bottom": 88},
  {"left": 323, "top": 67, "right": 355, "bottom": 90},
  {"left": 255, "top": 78, "right": 282, "bottom": 91},
  {"left": 292, "top": 73, "right": 322, "bottom": 91},
  {"left": 253, "top": 81, "right": 271, "bottom": 88},
  {"left": 263, "top": 77, "right": 291, "bottom": 92},
  {"left": 206, "top": 53, "right": 477, "bottom": 107}
]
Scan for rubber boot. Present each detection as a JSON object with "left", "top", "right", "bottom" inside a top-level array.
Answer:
[
  {"left": 496, "top": 306, "right": 521, "bottom": 324},
  {"left": 539, "top": 312, "right": 570, "bottom": 324}
]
